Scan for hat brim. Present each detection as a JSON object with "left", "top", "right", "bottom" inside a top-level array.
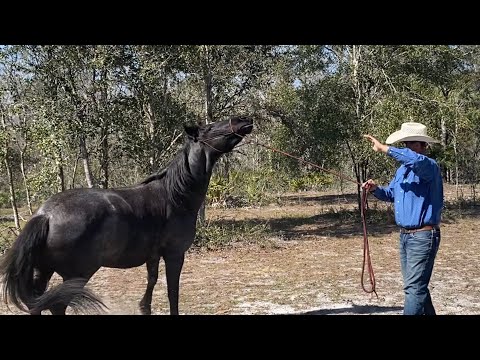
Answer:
[{"left": 385, "top": 130, "right": 440, "bottom": 145}]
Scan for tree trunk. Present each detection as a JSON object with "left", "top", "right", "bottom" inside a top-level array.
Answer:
[
  {"left": 79, "top": 135, "right": 94, "bottom": 188},
  {"left": 54, "top": 148, "right": 65, "bottom": 193},
  {"left": 351, "top": 45, "right": 362, "bottom": 122},
  {"left": 15, "top": 114, "right": 33, "bottom": 214},
  {"left": 354, "top": 164, "right": 362, "bottom": 212},
  {"left": 99, "top": 67, "right": 109, "bottom": 189},
  {"left": 453, "top": 117, "right": 459, "bottom": 200},
  {"left": 345, "top": 140, "right": 362, "bottom": 213},
  {"left": 472, "top": 184, "right": 476, "bottom": 206},
  {"left": 19, "top": 150, "right": 33, "bottom": 215},
  {"left": 198, "top": 45, "right": 214, "bottom": 225},
  {"left": 57, "top": 162, "right": 65, "bottom": 193},
  {"left": 63, "top": 61, "right": 94, "bottom": 188},
  {"left": 100, "top": 126, "right": 109, "bottom": 189},
  {"left": 143, "top": 101, "right": 156, "bottom": 173},
  {"left": 348, "top": 46, "right": 365, "bottom": 215},
  {"left": 440, "top": 116, "right": 448, "bottom": 182},
  {"left": 4, "top": 153, "right": 20, "bottom": 231},
  {"left": 70, "top": 155, "right": 80, "bottom": 189},
  {"left": 203, "top": 45, "right": 214, "bottom": 125},
  {"left": 1, "top": 114, "right": 20, "bottom": 231}
]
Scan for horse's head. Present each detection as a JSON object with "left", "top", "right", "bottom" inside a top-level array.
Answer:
[{"left": 184, "top": 116, "right": 253, "bottom": 154}]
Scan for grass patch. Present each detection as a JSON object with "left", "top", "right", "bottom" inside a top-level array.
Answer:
[
  {"left": 443, "top": 199, "right": 480, "bottom": 219},
  {"left": 193, "top": 220, "right": 270, "bottom": 250}
]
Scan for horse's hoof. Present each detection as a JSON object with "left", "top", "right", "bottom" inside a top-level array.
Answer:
[{"left": 139, "top": 305, "right": 151, "bottom": 315}]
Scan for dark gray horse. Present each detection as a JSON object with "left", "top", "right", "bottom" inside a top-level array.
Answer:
[{"left": 0, "top": 116, "right": 253, "bottom": 315}]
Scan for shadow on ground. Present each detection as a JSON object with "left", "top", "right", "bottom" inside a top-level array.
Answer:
[
  {"left": 279, "top": 193, "right": 359, "bottom": 206},
  {"left": 211, "top": 193, "right": 480, "bottom": 240},
  {"left": 296, "top": 303, "right": 403, "bottom": 315},
  {"left": 212, "top": 209, "right": 398, "bottom": 240}
]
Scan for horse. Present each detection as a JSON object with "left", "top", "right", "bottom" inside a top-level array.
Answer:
[{"left": 0, "top": 116, "right": 253, "bottom": 315}]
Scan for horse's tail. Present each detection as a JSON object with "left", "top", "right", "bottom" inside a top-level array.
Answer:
[
  {"left": 0, "top": 215, "right": 49, "bottom": 312},
  {"left": 29, "top": 278, "right": 107, "bottom": 315},
  {"left": 0, "top": 215, "right": 107, "bottom": 314}
]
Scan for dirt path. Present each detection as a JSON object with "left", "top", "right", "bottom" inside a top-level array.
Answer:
[{"left": 1, "top": 189, "right": 479, "bottom": 315}]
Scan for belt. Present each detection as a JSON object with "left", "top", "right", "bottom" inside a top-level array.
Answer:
[{"left": 400, "top": 225, "right": 439, "bottom": 234}]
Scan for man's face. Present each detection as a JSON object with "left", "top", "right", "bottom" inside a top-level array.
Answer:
[{"left": 403, "top": 141, "right": 427, "bottom": 154}]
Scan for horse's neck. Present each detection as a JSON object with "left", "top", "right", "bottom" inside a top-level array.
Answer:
[
  {"left": 163, "top": 143, "right": 215, "bottom": 210},
  {"left": 187, "top": 143, "right": 213, "bottom": 180}
]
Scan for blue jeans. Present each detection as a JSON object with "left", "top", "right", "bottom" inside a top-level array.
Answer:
[{"left": 399, "top": 228, "right": 441, "bottom": 315}]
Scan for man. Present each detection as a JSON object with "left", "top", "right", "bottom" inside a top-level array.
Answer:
[{"left": 362, "top": 122, "right": 443, "bottom": 315}]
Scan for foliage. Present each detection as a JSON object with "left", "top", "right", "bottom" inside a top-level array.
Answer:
[
  {"left": 2, "top": 45, "right": 480, "bottom": 244},
  {"left": 288, "top": 172, "right": 334, "bottom": 192},
  {"left": 0, "top": 192, "right": 9, "bottom": 208},
  {"left": 207, "top": 169, "right": 288, "bottom": 207}
]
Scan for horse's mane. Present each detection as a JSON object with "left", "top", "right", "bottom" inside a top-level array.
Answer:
[
  {"left": 140, "top": 142, "right": 203, "bottom": 209},
  {"left": 141, "top": 168, "right": 168, "bottom": 185}
]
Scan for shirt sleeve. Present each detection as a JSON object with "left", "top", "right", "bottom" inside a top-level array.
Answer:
[
  {"left": 387, "top": 146, "right": 437, "bottom": 182},
  {"left": 372, "top": 176, "right": 395, "bottom": 203}
]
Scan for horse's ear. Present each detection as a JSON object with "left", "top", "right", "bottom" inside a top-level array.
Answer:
[{"left": 184, "top": 124, "right": 199, "bottom": 141}]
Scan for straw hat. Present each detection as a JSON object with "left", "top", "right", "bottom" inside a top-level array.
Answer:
[{"left": 385, "top": 122, "right": 439, "bottom": 144}]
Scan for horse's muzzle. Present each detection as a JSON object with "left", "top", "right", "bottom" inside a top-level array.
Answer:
[{"left": 238, "top": 123, "right": 253, "bottom": 136}]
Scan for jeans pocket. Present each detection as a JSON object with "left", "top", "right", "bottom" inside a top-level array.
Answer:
[{"left": 409, "top": 230, "right": 434, "bottom": 255}]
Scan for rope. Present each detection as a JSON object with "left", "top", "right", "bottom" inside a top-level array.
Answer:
[
  {"left": 248, "top": 140, "right": 377, "bottom": 297},
  {"left": 360, "top": 187, "right": 378, "bottom": 297},
  {"left": 253, "top": 141, "right": 359, "bottom": 185}
]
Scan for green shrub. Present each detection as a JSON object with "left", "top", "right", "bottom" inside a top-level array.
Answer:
[
  {"left": 288, "top": 172, "right": 334, "bottom": 192},
  {"left": 0, "top": 192, "right": 9, "bottom": 208},
  {"left": 207, "top": 170, "right": 286, "bottom": 207},
  {"left": 207, "top": 169, "right": 336, "bottom": 208},
  {"left": 207, "top": 176, "right": 233, "bottom": 204}
]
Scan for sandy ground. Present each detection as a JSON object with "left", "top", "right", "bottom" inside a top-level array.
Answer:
[{"left": 1, "top": 187, "right": 479, "bottom": 315}]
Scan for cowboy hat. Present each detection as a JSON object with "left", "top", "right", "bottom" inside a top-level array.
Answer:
[{"left": 385, "top": 122, "right": 440, "bottom": 144}]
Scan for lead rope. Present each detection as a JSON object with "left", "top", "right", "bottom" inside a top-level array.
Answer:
[
  {"left": 360, "top": 187, "right": 377, "bottom": 297},
  {"left": 249, "top": 141, "right": 378, "bottom": 297}
]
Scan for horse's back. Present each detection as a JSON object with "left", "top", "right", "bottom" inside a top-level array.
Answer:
[
  {"left": 39, "top": 188, "right": 127, "bottom": 240},
  {"left": 36, "top": 187, "right": 156, "bottom": 272}
]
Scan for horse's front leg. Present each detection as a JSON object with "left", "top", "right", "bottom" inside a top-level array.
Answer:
[
  {"left": 139, "top": 257, "right": 160, "bottom": 315},
  {"left": 164, "top": 252, "right": 185, "bottom": 315}
]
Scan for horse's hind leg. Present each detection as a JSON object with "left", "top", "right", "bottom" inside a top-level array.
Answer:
[
  {"left": 28, "top": 268, "right": 54, "bottom": 315},
  {"left": 164, "top": 253, "right": 185, "bottom": 315},
  {"left": 139, "top": 257, "right": 160, "bottom": 315},
  {"left": 50, "top": 304, "right": 68, "bottom": 315},
  {"left": 33, "top": 268, "right": 54, "bottom": 297}
]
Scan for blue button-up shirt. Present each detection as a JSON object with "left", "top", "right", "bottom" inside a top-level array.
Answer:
[{"left": 371, "top": 146, "right": 443, "bottom": 229}]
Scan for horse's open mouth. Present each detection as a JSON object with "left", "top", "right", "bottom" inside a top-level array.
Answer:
[{"left": 237, "top": 123, "right": 253, "bottom": 136}]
